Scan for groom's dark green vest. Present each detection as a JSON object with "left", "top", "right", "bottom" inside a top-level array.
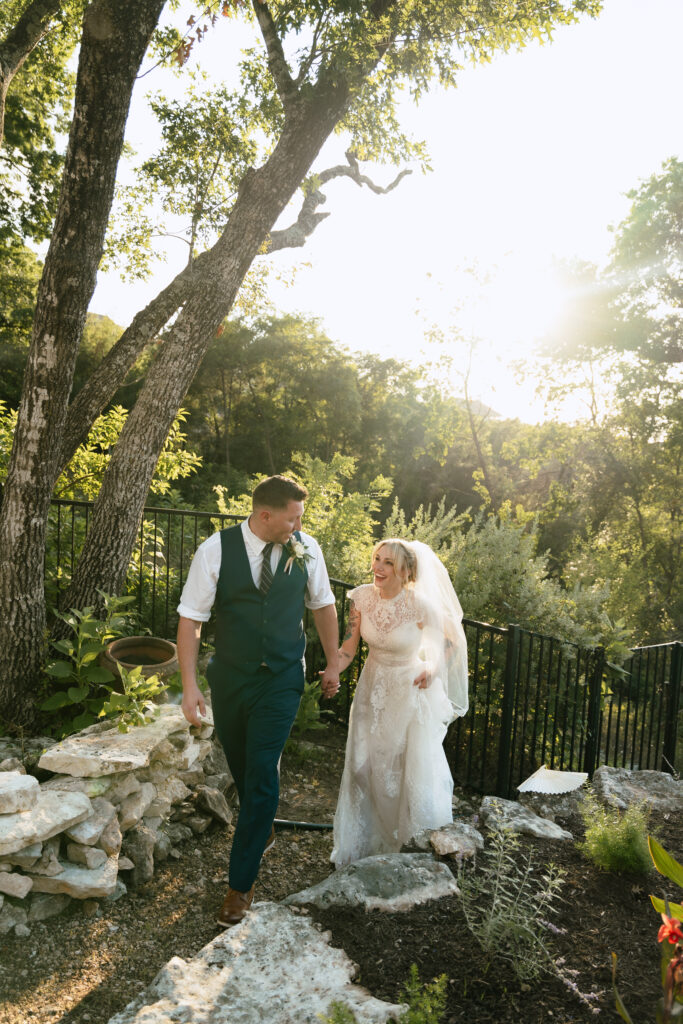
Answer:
[{"left": 213, "top": 524, "right": 308, "bottom": 675}]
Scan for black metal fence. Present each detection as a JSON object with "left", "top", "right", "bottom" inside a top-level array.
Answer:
[{"left": 48, "top": 499, "right": 682, "bottom": 794}]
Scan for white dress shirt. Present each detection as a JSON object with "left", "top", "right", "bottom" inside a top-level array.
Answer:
[{"left": 177, "top": 517, "right": 335, "bottom": 622}]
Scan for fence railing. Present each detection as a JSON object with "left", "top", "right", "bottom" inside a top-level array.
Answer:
[{"left": 48, "top": 498, "right": 682, "bottom": 795}]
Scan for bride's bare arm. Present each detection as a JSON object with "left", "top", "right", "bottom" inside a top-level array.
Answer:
[{"left": 337, "top": 599, "right": 361, "bottom": 670}]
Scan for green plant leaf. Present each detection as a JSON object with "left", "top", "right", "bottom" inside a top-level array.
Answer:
[
  {"left": 40, "top": 691, "right": 71, "bottom": 710},
  {"left": 104, "top": 693, "right": 129, "bottom": 710},
  {"left": 649, "top": 895, "right": 683, "bottom": 919},
  {"left": 51, "top": 639, "right": 74, "bottom": 656},
  {"left": 45, "top": 660, "right": 74, "bottom": 678},
  {"left": 77, "top": 619, "right": 102, "bottom": 637},
  {"left": 85, "top": 666, "right": 115, "bottom": 684},
  {"left": 70, "top": 711, "right": 95, "bottom": 731},
  {"left": 67, "top": 685, "right": 89, "bottom": 703},
  {"left": 649, "top": 837, "right": 683, "bottom": 887}
]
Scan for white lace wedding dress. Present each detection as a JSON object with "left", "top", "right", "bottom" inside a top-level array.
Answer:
[{"left": 331, "top": 583, "right": 455, "bottom": 867}]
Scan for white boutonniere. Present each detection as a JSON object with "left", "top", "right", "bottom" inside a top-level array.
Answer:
[{"left": 284, "top": 537, "right": 311, "bottom": 575}]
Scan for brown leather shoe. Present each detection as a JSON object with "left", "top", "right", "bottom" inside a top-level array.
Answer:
[
  {"left": 263, "top": 824, "right": 276, "bottom": 855},
  {"left": 217, "top": 885, "right": 255, "bottom": 927}
]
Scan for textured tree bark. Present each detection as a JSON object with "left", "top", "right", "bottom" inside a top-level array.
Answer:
[
  {"left": 60, "top": 88, "right": 352, "bottom": 613},
  {"left": 0, "top": 0, "right": 165, "bottom": 729}
]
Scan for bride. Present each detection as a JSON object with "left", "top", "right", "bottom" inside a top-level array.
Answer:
[{"left": 331, "top": 538, "right": 469, "bottom": 867}]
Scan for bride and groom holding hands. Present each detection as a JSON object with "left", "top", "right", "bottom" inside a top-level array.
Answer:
[{"left": 177, "top": 475, "right": 469, "bottom": 928}]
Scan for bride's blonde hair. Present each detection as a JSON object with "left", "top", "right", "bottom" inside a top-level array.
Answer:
[{"left": 372, "top": 538, "right": 417, "bottom": 585}]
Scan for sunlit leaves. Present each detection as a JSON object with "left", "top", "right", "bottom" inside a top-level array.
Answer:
[{"left": 103, "top": 77, "right": 262, "bottom": 278}]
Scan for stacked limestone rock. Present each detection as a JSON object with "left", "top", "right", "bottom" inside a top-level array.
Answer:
[{"left": 0, "top": 706, "right": 236, "bottom": 936}]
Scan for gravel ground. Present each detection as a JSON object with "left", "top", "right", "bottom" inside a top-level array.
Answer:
[
  {"left": 1, "top": 729, "right": 681, "bottom": 1024},
  {"left": 0, "top": 736, "right": 346, "bottom": 1024}
]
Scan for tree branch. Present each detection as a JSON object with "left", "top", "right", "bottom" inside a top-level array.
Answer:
[
  {"left": 57, "top": 249, "right": 214, "bottom": 474},
  {"left": 294, "top": 10, "right": 326, "bottom": 87},
  {"left": 0, "top": 0, "right": 63, "bottom": 146},
  {"left": 265, "top": 151, "right": 411, "bottom": 252},
  {"left": 251, "top": 0, "right": 298, "bottom": 112}
]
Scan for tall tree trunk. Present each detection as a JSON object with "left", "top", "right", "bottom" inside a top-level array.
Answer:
[
  {"left": 0, "top": 0, "right": 165, "bottom": 729},
  {"left": 60, "top": 88, "right": 351, "bottom": 614}
]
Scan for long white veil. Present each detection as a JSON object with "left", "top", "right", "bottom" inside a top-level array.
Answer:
[{"left": 407, "top": 540, "right": 469, "bottom": 720}]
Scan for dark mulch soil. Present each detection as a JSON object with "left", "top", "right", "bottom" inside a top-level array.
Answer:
[
  {"left": 313, "top": 813, "right": 683, "bottom": 1024},
  {"left": 0, "top": 724, "right": 681, "bottom": 1024}
]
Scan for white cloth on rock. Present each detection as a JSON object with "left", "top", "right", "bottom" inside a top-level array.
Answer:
[{"left": 331, "top": 565, "right": 468, "bottom": 868}]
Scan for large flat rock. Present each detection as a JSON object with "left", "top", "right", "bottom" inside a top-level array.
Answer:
[
  {"left": 479, "top": 796, "right": 573, "bottom": 840},
  {"left": 592, "top": 765, "right": 683, "bottom": 814},
  {"left": 38, "top": 706, "right": 191, "bottom": 777},
  {"left": 106, "top": 902, "right": 403, "bottom": 1024},
  {"left": 0, "top": 772, "right": 39, "bottom": 814},
  {"left": 28, "top": 855, "right": 119, "bottom": 899},
  {"left": 65, "top": 798, "right": 117, "bottom": 846},
  {"left": 285, "top": 853, "right": 458, "bottom": 912},
  {"left": 0, "top": 791, "right": 92, "bottom": 856}
]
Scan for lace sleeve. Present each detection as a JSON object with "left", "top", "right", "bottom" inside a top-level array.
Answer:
[{"left": 346, "top": 584, "right": 370, "bottom": 612}]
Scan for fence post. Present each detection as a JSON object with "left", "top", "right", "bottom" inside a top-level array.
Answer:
[
  {"left": 583, "top": 646, "right": 604, "bottom": 777},
  {"left": 661, "top": 642, "right": 682, "bottom": 774},
  {"left": 496, "top": 624, "right": 519, "bottom": 798}
]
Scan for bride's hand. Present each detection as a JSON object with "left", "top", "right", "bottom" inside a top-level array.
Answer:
[{"left": 413, "top": 669, "right": 431, "bottom": 689}]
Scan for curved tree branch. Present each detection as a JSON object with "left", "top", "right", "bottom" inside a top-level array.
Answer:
[{"left": 265, "top": 150, "right": 411, "bottom": 252}]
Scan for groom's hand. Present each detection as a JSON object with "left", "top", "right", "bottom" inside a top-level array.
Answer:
[
  {"left": 181, "top": 682, "right": 207, "bottom": 726},
  {"left": 318, "top": 666, "right": 340, "bottom": 699}
]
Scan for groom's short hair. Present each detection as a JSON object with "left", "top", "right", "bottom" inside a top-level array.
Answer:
[{"left": 252, "top": 475, "right": 308, "bottom": 509}]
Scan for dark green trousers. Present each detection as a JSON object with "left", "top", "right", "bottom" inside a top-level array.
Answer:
[{"left": 207, "top": 657, "right": 304, "bottom": 892}]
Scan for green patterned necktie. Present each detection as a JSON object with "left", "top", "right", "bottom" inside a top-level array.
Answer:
[{"left": 259, "top": 542, "right": 274, "bottom": 594}]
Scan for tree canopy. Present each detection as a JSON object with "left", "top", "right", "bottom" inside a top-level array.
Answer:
[{"left": 0, "top": 0, "right": 605, "bottom": 728}]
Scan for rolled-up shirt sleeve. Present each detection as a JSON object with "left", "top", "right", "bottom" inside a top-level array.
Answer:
[
  {"left": 177, "top": 533, "right": 221, "bottom": 622},
  {"left": 303, "top": 534, "right": 335, "bottom": 610}
]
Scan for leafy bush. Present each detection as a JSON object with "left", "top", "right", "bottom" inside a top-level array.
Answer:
[
  {"left": 38, "top": 592, "right": 164, "bottom": 736},
  {"left": 457, "top": 811, "right": 565, "bottom": 982},
  {"left": 100, "top": 664, "right": 167, "bottom": 733},
  {"left": 384, "top": 499, "right": 633, "bottom": 662},
  {"left": 215, "top": 451, "right": 391, "bottom": 583},
  {"left": 579, "top": 791, "right": 652, "bottom": 875}
]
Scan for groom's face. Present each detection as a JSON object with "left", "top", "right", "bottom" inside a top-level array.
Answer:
[{"left": 263, "top": 500, "right": 304, "bottom": 545}]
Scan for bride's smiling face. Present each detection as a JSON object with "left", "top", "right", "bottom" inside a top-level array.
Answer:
[{"left": 372, "top": 545, "right": 403, "bottom": 597}]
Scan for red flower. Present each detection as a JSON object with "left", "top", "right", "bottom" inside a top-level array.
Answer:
[{"left": 658, "top": 914, "right": 683, "bottom": 945}]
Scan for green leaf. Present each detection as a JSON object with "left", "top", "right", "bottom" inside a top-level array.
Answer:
[
  {"left": 78, "top": 620, "right": 102, "bottom": 637},
  {"left": 649, "top": 837, "right": 683, "bottom": 887},
  {"left": 51, "top": 639, "right": 75, "bottom": 656},
  {"left": 40, "top": 691, "right": 71, "bottom": 710},
  {"left": 71, "top": 712, "right": 95, "bottom": 731},
  {"left": 649, "top": 895, "right": 683, "bottom": 919},
  {"left": 104, "top": 693, "right": 129, "bottom": 710},
  {"left": 67, "top": 685, "right": 89, "bottom": 703},
  {"left": 45, "top": 660, "right": 74, "bottom": 678},
  {"left": 84, "top": 666, "right": 115, "bottom": 684}
]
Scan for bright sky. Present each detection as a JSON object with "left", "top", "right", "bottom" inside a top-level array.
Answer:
[{"left": 91, "top": 0, "right": 683, "bottom": 423}]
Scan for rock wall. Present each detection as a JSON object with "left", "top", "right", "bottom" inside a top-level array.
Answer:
[{"left": 0, "top": 706, "right": 236, "bottom": 936}]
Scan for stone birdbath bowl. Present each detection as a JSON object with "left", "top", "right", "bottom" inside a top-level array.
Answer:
[{"left": 99, "top": 636, "right": 179, "bottom": 694}]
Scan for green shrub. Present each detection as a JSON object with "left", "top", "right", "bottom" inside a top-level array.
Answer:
[
  {"left": 579, "top": 791, "right": 652, "bottom": 874},
  {"left": 457, "top": 810, "right": 565, "bottom": 982}
]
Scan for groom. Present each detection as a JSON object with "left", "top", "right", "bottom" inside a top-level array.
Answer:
[{"left": 177, "top": 475, "right": 340, "bottom": 925}]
